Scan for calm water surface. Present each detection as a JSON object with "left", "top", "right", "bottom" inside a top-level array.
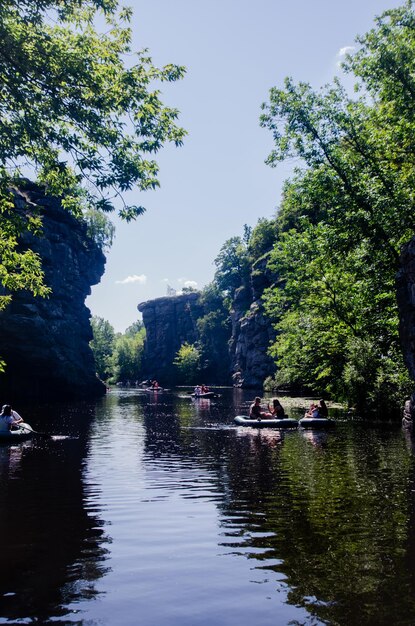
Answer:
[{"left": 1, "top": 388, "right": 415, "bottom": 625}]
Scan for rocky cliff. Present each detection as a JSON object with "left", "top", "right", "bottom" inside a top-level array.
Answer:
[
  {"left": 138, "top": 258, "right": 277, "bottom": 389},
  {"left": 228, "top": 254, "right": 276, "bottom": 388},
  {"left": 0, "top": 182, "right": 106, "bottom": 401},
  {"left": 138, "top": 292, "right": 204, "bottom": 383}
]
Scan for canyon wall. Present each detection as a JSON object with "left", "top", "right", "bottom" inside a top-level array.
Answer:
[
  {"left": 138, "top": 256, "right": 276, "bottom": 389},
  {"left": 138, "top": 292, "right": 204, "bottom": 384},
  {"left": 0, "top": 182, "right": 106, "bottom": 401},
  {"left": 228, "top": 254, "right": 276, "bottom": 388}
]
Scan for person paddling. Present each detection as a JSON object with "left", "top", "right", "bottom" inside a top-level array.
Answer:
[{"left": 0, "top": 404, "right": 24, "bottom": 431}]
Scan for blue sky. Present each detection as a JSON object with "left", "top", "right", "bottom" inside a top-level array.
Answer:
[{"left": 86, "top": 0, "right": 403, "bottom": 332}]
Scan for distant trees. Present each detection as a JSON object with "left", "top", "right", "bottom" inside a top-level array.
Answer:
[
  {"left": 90, "top": 317, "right": 116, "bottom": 381},
  {"left": 90, "top": 317, "right": 146, "bottom": 384},
  {"left": 112, "top": 322, "right": 146, "bottom": 383},
  {"left": 173, "top": 342, "right": 201, "bottom": 384}
]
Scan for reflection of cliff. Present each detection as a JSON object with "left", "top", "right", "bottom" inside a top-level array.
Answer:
[
  {"left": 0, "top": 408, "right": 109, "bottom": 622},
  {"left": 0, "top": 182, "right": 106, "bottom": 400}
]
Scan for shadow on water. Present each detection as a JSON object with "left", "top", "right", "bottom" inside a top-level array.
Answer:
[{"left": 0, "top": 401, "right": 111, "bottom": 624}]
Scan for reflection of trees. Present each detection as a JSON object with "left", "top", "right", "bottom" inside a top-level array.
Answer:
[
  {"left": 141, "top": 393, "right": 415, "bottom": 624},
  {"left": 222, "top": 426, "right": 415, "bottom": 625},
  {"left": 0, "top": 404, "right": 110, "bottom": 623}
]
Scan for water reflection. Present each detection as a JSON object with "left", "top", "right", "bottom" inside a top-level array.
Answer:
[
  {"left": 1, "top": 390, "right": 415, "bottom": 625},
  {"left": 0, "top": 405, "right": 110, "bottom": 624}
]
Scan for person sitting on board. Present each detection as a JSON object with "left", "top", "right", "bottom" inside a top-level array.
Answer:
[
  {"left": 317, "top": 399, "right": 328, "bottom": 418},
  {"left": 268, "top": 398, "right": 285, "bottom": 418},
  {"left": 304, "top": 402, "right": 320, "bottom": 418},
  {"left": 249, "top": 397, "right": 267, "bottom": 420},
  {"left": 0, "top": 404, "right": 24, "bottom": 431},
  {"left": 201, "top": 384, "right": 209, "bottom": 394},
  {"left": 151, "top": 380, "right": 159, "bottom": 389},
  {"left": 194, "top": 385, "right": 202, "bottom": 396}
]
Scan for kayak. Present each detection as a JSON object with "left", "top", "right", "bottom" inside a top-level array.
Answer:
[
  {"left": 299, "top": 417, "right": 335, "bottom": 429},
  {"left": 234, "top": 415, "right": 299, "bottom": 429},
  {"left": 0, "top": 422, "right": 34, "bottom": 442}
]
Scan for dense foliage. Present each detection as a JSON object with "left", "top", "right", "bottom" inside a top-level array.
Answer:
[
  {"left": 90, "top": 316, "right": 146, "bottom": 383},
  {"left": 0, "top": 0, "right": 185, "bottom": 370},
  {"left": 259, "top": 1, "right": 415, "bottom": 412},
  {"left": 173, "top": 342, "right": 201, "bottom": 385},
  {"left": 190, "top": 1, "right": 415, "bottom": 413}
]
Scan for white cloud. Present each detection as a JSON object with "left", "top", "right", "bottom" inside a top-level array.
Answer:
[
  {"left": 183, "top": 280, "right": 198, "bottom": 289},
  {"left": 116, "top": 274, "right": 147, "bottom": 285},
  {"left": 337, "top": 46, "right": 355, "bottom": 58},
  {"left": 335, "top": 46, "right": 355, "bottom": 69}
]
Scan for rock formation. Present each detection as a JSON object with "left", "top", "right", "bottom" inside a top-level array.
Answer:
[
  {"left": 138, "top": 256, "right": 277, "bottom": 389},
  {"left": 0, "top": 182, "right": 106, "bottom": 401},
  {"left": 228, "top": 254, "right": 276, "bottom": 388},
  {"left": 138, "top": 292, "right": 204, "bottom": 383}
]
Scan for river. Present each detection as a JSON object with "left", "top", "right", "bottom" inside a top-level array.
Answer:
[{"left": 0, "top": 388, "right": 414, "bottom": 625}]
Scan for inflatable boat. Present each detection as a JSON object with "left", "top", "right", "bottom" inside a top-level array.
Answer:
[
  {"left": 0, "top": 423, "right": 34, "bottom": 443},
  {"left": 192, "top": 391, "right": 217, "bottom": 399},
  {"left": 234, "top": 415, "right": 299, "bottom": 429},
  {"left": 299, "top": 417, "right": 335, "bottom": 429}
]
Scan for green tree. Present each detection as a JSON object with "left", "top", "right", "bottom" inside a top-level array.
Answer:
[
  {"left": 0, "top": 0, "right": 186, "bottom": 321},
  {"left": 173, "top": 342, "right": 201, "bottom": 385},
  {"left": 260, "top": 3, "right": 415, "bottom": 412},
  {"left": 0, "top": 0, "right": 185, "bottom": 373},
  {"left": 0, "top": 0, "right": 186, "bottom": 219},
  {"left": 90, "top": 316, "right": 116, "bottom": 381},
  {"left": 213, "top": 236, "right": 251, "bottom": 303},
  {"left": 112, "top": 325, "right": 146, "bottom": 383},
  {"left": 83, "top": 208, "right": 116, "bottom": 251}
]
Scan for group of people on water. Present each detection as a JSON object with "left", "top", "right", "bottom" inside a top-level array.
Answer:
[
  {"left": 194, "top": 384, "right": 210, "bottom": 396},
  {"left": 0, "top": 404, "right": 23, "bottom": 431},
  {"left": 304, "top": 400, "right": 328, "bottom": 418},
  {"left": 249, "top": 396, "right": 285, "bottom": 419},
  {"left": 249, "top": 397, "right": 328, "bottom": 420}
]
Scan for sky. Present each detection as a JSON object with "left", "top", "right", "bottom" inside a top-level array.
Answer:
[{"left": 86, "top": 0, "right": 404, "bottom": 333}]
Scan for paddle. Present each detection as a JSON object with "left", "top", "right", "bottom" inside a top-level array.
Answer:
[{"left": 18, "top": 423, "right": 53, "bottom": 439}]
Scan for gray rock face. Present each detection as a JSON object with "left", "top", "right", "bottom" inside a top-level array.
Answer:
[
  {"left": 137, "top": 256, "right": 277, "bottom": 389},
  {"left": 0, "top": 183, "right": 106, "bottom": 400},
  {"left": 397, "top": 235, "right": 415, "bottom": 418},
  {"left": 228, "top": 255, "right": 276, "bottom": 388},
  {"left": 138, "top": 293, "right": 204, "bottom": 383}
]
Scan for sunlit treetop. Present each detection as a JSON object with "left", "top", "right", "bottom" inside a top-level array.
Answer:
[{"left": 0, "top": 0, "right": 187, "bottom": 220}]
